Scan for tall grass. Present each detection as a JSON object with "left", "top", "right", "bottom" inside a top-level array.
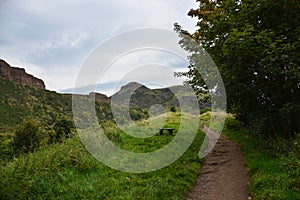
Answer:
[{"left": 0, "top": 112, "right": 204, "bottom": 199}]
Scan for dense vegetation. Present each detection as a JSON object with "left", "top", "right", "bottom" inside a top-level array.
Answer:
[
  {"left": 0, "top": 78, "right": 72, "bottom": 129},
  {"left": 0, "top": 112, "right": 204, "bottom": 199},
  {"left": 0, "top": 77, "right": 206, "bottom": 199},
  {"left": 0, "top": 78, "right": 148, "bottom": 161},
  {"left": 173, "top": 1, "right": 300, "bottom": 198},
  {"left": 176, "top": 0, "right": 300, "bottom": 138}
]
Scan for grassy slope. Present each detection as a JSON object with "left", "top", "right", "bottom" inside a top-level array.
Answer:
[
  {"left": 0, "top": 112, "right": 204, "bottom": 199},
  {"left": 0, "top": 78, "right": 72, "bottom": 130}
]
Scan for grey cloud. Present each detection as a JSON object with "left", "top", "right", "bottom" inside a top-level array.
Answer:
[{"left": 0, "top": 0, "right": 197, "bottom": 91}]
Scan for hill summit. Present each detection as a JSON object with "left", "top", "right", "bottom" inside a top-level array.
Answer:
[{"left": 112, "top": 82, "right": 210, "bottom": 110}]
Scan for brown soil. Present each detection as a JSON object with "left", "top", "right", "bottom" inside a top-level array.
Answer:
[{"left": 186, "top": 128, "right": 250, "bottom": 200}]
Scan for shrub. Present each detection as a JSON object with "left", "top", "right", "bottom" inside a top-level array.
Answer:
[
  {"left": 51, "top": 118, "right": 75, "bottom": 143},
  {"left": 170, "top": 106, "right": 176, "bottom": 113},
  {"left": 101, "top": 121, "right": 122, "bottom": 145},
  {"left": 200, "top": 107, "right": 211, "bottom": 114},
  {"left": 0, "top": 133, "right": 13, "bottom": 161},
  {"left": 13, "top": 119, "right": 42, "bottom": 154}
]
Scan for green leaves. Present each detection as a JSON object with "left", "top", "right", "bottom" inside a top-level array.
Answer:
[
  {"left": 13, "top": 119, "right": 43, "bottom": 154},
  {"left": 177, "top": 0, "right": 300, "bottom": 137}
]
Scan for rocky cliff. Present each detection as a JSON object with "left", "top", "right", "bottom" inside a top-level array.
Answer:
[
  {"left": 0, "top": 59, "right": 45, "bottom": 89},
  {"left": 88, "top": 92, "right": 110, "bottom": 103}
]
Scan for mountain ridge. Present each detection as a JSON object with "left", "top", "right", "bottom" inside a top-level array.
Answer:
[
  {"left": 0, "top": 59, "right": 45, "bottom": 89},
  {"left": 0, "top": 58, "right": 210, "bottom": 119},
  {"left": 112, "top": 81, "right": 210, "bottom": 110}
]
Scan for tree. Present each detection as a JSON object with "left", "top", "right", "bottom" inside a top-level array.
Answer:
[
  {"left": 13, "top": 119, "right": 42, "bottom": 154},
  {"left": 52, "top": 118, "right": 74, "bottom": 142},
  {"left": 170, "top": 106, "right": 176, "bottom": 113},
  {"left": 176, "top": 0, "right": 300, "bottom": 137}
]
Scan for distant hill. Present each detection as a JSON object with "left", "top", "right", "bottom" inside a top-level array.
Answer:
[
  {"left": 0, "top": 59, "right": 45, "bottom": 89},
  {"left": 0, "top": 78, "right": 148, "bottom": 133},
  {"left": 0, "top": 59, "right": 209, "bottom": 133},
  {"left": 111, "top": 82, "right": 210, "bottom": 110}
]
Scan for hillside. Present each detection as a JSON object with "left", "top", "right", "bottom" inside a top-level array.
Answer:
[
  {"left": 0, "top": 78, "right": 72, "bottom": 131},
  {"left": 111, "top": 82, "right": 210, "bottom": 110},
  {"left": 0, "top": 59, "right": 209, "bottom": 133},
  {"left": 0, "top": 58, "right": 210, "bottom": 134},
  {"left": 0, "top": 60, "right": 206, "bottom": 198},
  {"left": 0, "top": 78, "right": 151, "bottom": 134}
]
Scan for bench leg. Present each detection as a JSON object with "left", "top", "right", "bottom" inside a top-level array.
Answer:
[{"left": 160, "top": 129, "right": 164, "bottom": 135}]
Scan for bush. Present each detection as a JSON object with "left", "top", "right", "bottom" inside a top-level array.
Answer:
[
  {"left": 50, "top": 118, "right": 75, "bottom": 143},
  {"left": 170, "top": 106, "right": 176, "bottom": 113},
  {"left": 0, "top": 133, "right": 13, "bottom": 161},
  {"left": 101, "top": 121, "right": 122, "bottom": 145},
  {"left": 13, "top": 119, "right": 43, "bottom": 154},
  {"left": 200, "top": 107, "right": 211, "bottom": 114}
]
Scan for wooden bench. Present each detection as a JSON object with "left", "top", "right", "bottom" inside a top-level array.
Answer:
[{"left": 157, "top": 128, "right": 175, "bottom": 136}]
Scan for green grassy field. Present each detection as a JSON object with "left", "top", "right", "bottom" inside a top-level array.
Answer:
[{"left": 0, "top": 112, "right": 205, "bottom": 199}]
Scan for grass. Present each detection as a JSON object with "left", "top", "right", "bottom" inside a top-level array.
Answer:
[
  {"left": 223, "top": 115, "right": 300, "bottom": 200},
  {"left": 0, "top": 112, "right": 204, "bottom": 199},
  {"left": 3, "top": 103, "right": 299, "bottom": 200}
]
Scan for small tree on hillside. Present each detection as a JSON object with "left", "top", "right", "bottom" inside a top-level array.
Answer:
[
  {"left": 170, "top": 106, "right": 176, "bottom": 113},
  {"left": 13, "top": 119, "right": 42, "bottom": 154},
  {"left": 52, "top": 118, "right": 74, "bottom": 142}
]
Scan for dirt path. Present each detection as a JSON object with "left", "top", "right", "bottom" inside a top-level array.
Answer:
[{"left": 186, "top": 128, "right": 250, "bottom": 200}]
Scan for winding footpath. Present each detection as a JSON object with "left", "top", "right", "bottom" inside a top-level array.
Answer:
[{"left": 186, "top": 128, "right": 250, "bottom": 200}]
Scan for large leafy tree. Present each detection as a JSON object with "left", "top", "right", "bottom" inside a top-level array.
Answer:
[{"left": 176, "top": 0, "right": 300, "bottom": 137}]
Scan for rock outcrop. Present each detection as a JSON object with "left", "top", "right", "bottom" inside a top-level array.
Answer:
[
  {"left": 88, "top": 92, "right": 110, "bottom": 103},
  {"left": 0, "top": 59, "right": 45, "bottom": 89}
]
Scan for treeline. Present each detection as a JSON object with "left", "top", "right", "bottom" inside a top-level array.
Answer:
[{"left": 176, "top": 0, "right": 300, "bottom": 138}]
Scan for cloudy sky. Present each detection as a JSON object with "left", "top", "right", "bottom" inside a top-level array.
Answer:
[{"left": 0, "top": 0, "right": 198, "bottom": 95}]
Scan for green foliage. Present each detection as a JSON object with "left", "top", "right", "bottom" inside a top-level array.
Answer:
[
  {"left": 176, "top": 0, "right": 300, "bottom": 137},
  {"left": 0, "top": 78, "right": 72, "bottom": 130},
  {"left": 13, "top": 119, "right": 43, "bottom": 154},
  {"left": 129, "top": 106, "right": 149, "bottom": 121},
  {"left": 170, "top": 106, "right": 176, "bottom": 112},
  {"left": 200, "top": 107, "right": 211, "bottom": 114},
  {"left": 0, "top": 113, "right": 204, "bottom": 199},
  {"left": 0, "top": 133, "right": 13, "bottom": 162},
  {"left": 101, "top": 120, "right": 122, "bottom": 145},
  {"left": 53, "top": 118, "right": 75, "bottom": 141},
  {"left": 94, "top": 101, "right": 149, "bottom": 124},
  {"left": 224, "top": 116, "right": 300, "bottom": 199}
]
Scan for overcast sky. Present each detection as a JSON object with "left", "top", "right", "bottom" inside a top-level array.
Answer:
[{"left": 0, "top": 0, "right": 198, "bottom": 95}]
